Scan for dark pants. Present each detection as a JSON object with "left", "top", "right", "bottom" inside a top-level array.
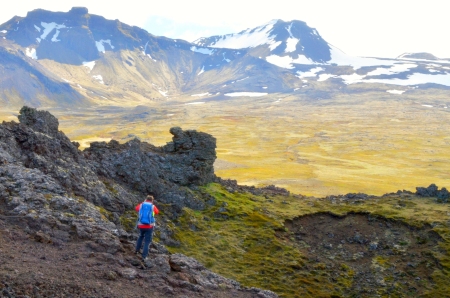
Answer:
[{"left": 135, "top": 228, "right": 153, "bottom": 258}]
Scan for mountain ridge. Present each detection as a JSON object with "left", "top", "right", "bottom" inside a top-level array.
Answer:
[{"left": 1, "top": 7, "right": 450, "bottom": 109}]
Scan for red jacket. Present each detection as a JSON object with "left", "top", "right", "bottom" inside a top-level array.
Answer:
[{"left": 135, "top": 202, "right": 159, "bottom": 229}]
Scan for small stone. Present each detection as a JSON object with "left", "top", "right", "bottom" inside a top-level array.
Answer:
[
  {"left": 105, "top": 271, "right": 117, "bottom": 280},
  {"left": 119, "top": 268, "right": 137, "bottom": 280},
  {"left": 323, "top": 243, "right": 333, "bottom": 249}
]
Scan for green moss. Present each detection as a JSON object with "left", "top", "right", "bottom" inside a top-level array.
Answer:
[
  {"left": 168, "top": 183, "right": 450, "bottom": 298},
  {"left": 103, "top": 180, "right": 119, "bottom": 195},
  {"left": 96, "top": 206, "right": 113, "bottom": 221},
  {"left": 119, "top": 210, "right": 138, "bottom": 232}
]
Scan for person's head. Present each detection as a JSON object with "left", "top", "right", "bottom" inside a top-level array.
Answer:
[{"left": 146, "top": 195, "right": 154, "bottom": 202}]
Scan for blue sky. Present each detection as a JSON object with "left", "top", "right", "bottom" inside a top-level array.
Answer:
[{"left": 1, "top": 0, "right": 449, "bottom": 59}]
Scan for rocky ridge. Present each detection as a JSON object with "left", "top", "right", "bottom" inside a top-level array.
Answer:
[{"left": 0, "top": 106, "right": 277, "bottom": 297}]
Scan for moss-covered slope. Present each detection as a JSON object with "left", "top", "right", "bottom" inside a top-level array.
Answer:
[{"left": 168, "top": 183, "right": 450, "bottom": 297}]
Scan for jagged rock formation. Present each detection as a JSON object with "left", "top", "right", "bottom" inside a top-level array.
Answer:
[
  {"left": 416, "top": 183, "right": 450, "bottom": 203},
  {"left": 84, "top": 126, "right": 217, "bottom": 211},
  {"left": 0, "top": 106, "right": 277, "bottom": 297}
]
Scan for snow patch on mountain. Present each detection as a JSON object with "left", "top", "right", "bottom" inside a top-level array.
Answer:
[
  {"left": 285, "top": 23, "right": 299, "bottom": 53},
  {"left": 158, "top": 90, "right": 168, "bottom": 97},
  {"left": 142, "top": 43, "right": 157, "bottom": 61},
  {"left": 33, "top": 25, "right": 41, "bottom": 32},
  {"left": 26, "top": 48, "right": 37, "bottom": 60},
  {"left": 40, "top": 22, "right": 67, "bottom": 41},
  {"left": 191, "top": 93, "right": 210, "bottom": 97},
  {"left": 199, "top": 20, "right": 279, "bottom": 49},
  {"left": 95, "top": 40, "right": 114, "bottom": 53},
  {"left": 190, "top": 46, "right": 214, "bottom": 55},
  {"left": 340, "top": 73, "right": 366, "bottom": 84},
  {"left": 185, "top": 102, "right": 205, "bottom": 105},
  {"left": 146, "top": 54, "right": 156, "bottom": 61},
  {"left": 82, "top": 61, "right": 96, "bottom": 71},
  {"left": 285, "top": 38, "right": 299, "bottom": 53},
  {"left": 296, "top": 67, "right": 324, "bottom": 78},
  {"left": 92, "top": 75, "right": 104, "bottom": 84},
  {"left": 236, "top": 77, "right": 249, "bottom": 82},
  {"left": 366, "top": 63, "right": 418, "bottom": 76},
  {"left": 51, "top": 30, "right": 61, "bottom": 42},
  {"left": 225, "top": 92, "right": 268, "bottom": 97},
  {"left": 387, "top": 90, "right": 405, "bottom": 94},
  {"left": 222, "top": 53, "right": 231, "bottom": 63},
  {"left": 317, "top": 69, "right": 450, "bottom": 86},
  {"left": 266, "top": 54, "right": 314, "bottom": 69},
  {"left": 318, "top": 74, "right": 337, "bottom": 81},
  {"left": 269, "top": 41, "right": 282, "bottom": 51},
  {"left": 365, "top": 73, "right": 450, "bottom": 86},
  {"left": 198, "top": 66, "right": 205, "bottom": 75},
  {"left": 328, "top": 46, "right": 396, "bottom": 69},
  {"left": 0, "top": 30, "right": 6, "bottom": 34}
]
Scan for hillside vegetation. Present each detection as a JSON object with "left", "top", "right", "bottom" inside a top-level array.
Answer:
[
  {"left": 168, "top": 183, "right": 450, "bottom": 297},
  {"left": 0, "top": 107, "right": 449, "bottom": 298}
]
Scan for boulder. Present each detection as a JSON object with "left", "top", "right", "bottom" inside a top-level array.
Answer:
[{"left": 416, "top": 184, "right": 438, "bottom": 197}]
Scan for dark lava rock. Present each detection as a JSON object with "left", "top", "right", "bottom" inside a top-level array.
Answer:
[
  {"left": 416, "top": 184, "right": 450, "bottom": 202},
  {"left": 437, "top": 187, "right": 450, "bottom": 203},
  {"left": 18, "top": 106, "right": 60, "bottom": 137},
  {"left": 416, "top": 184, "right": 438, "bottom": 197},
  {"left": 0, "top": 106, "right": 277, "bottom": 297}
]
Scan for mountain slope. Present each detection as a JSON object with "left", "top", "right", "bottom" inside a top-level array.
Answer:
[
  {"left": 195, "top": 19, "right": 450, "bottom": 89},
  {"left": 1, "top": 8, "right": 450, "bottom": 110},
  {"left": 195, "top": 19, "right": 333, "bottom": 63}
]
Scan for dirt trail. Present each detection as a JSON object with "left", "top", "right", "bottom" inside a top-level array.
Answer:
[{"left": 0, "top": 218, "right": 266, "bottom": 298}]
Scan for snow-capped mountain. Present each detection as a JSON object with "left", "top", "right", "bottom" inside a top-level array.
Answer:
[
  {"left": 0, "top": 7, "right": 254, "bottom": 106},
  {"left": 195, "top": 19, "right": 450, "bottom": 88},
  {"left": 0, "top": 8, "right": 449, "bottom": 109},
  {"left": 195, "top": 19, "right": 333, "bottom": 64}
]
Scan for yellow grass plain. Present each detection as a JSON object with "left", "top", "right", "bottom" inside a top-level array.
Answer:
[{"left": 2, "top": 89, "right": 449, "bottom": 198}]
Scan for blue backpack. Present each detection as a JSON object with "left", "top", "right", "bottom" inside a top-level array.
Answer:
[{"left": 139, "top": 202, "right": 154, "bottom": 225}]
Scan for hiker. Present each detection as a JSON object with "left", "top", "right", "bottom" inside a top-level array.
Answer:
[{"left": 135, "top": 195, "right": 159, "bottom": 260}]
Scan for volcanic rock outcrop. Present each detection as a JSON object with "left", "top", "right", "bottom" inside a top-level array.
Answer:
[{"left": 0, "top": 106, "right": 276, "bottom": 297}]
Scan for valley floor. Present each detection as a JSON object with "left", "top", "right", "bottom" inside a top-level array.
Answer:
[{"left": 11, "top": 90, "right": 448, "bottom": 198}]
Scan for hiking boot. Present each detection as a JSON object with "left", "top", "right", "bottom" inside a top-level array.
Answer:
[{"left": 143, "top": 257, "right": 148, "bottom": 262}]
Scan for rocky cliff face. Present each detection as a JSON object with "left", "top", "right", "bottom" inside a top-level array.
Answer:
[
  {"left": 0, "top": 106, "right": 275, "bottom": 297},
  {"left": 0, "top": 106, "right": 219, "bottom": 236}
]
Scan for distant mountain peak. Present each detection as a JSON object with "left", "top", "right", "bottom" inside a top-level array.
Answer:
[
  {"left": 69, "top": 7, "right": 89, "bottom": 14},
  {"left": 397, "top": 52, "right": 439, "bottom": 60},
  {"left": 0, "top": 7, "right": 161, "bottom": 64},
  {"left": 194, "top": 19, "right": 331, "bottom": 64}
]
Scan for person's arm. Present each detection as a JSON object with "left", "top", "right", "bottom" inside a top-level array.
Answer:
[
  {"left": 135, "top": 203, "right": 141, "bottom": 212},
  {"left": 153, "top": 205, "right": 159, "bottom": 215}
]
